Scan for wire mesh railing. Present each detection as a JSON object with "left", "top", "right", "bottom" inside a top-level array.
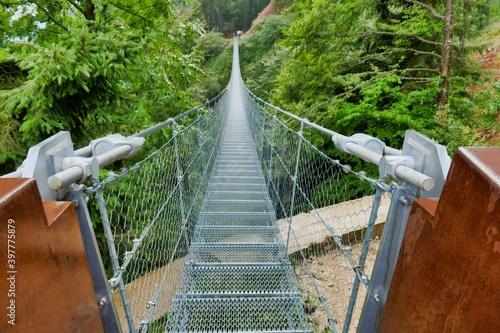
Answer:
[
  {"left": 86, "top": 58, "right": 391, "bottom": 332},
  {"left": 243, "top": 86, "right": 391, "bottom": 332},
  {"left": 0, "top": 37, "right": 450, "bottom": 333},
  {"left": 85, "top": 41, "right": 393, "bottom": 331},
  {"left": 85, "top": 91, "right": 228, "bottom": 333}
]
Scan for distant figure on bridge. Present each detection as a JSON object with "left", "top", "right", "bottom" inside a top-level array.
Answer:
[{"left": 236, "top": 30, "right": 243, "bottom": 38}]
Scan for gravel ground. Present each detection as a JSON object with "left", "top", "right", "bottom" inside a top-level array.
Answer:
[{"left": 294, "top": 238, "right": 381, "bottom": 332}]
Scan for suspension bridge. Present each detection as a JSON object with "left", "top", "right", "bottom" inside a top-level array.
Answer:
[{"left": 1, "top": 39, "right": 498, "bottom": 333}]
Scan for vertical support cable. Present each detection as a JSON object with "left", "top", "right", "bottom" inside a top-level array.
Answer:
[
  {"left": 265, "top": 108, "right": 279, "bottom": 186},
  {"left": 343, "top": 186, "right": 384, "bottom": 333},
  {"left": 285, "top": 121, "right": 304, "bottom": 253},
  {"left": 197, "top": 112, "right": 207, "bottom": 177},
  {"left": 95, "top": 187, "right": 136, "bottom": 333},
  {"left": 257, "top": 101, "right": 267, "bottom": 162},
  {"left": 161, "top": 124, "right": 191, "bottom": 333},
  {"left": 173, "top": 124, "right": 189, "bottom": 249}
]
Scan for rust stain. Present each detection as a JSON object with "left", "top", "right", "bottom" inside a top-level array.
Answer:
[
  {"left": 43, "top": 200, "right": 74, "bottom": 227},
  {"left": 0, "top": 178, "right": 104, "bottom": 333}
]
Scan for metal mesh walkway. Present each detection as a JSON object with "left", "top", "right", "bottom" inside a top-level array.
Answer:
[{"left": 164, "top": 40, "right": 310, "bottom": 333}]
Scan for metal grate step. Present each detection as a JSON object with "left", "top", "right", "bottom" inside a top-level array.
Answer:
[
  {"left": 193, "top": 226, "right": 281, "bottom": 244},
  {"left": 189, "top": 244, "right": 287, "bottom": 263},
  {"left": 219, "top": 152, "right": 258, "bottom": 157},
  {"left": 165, "top": 297, "right": 311, "bottom": 333},
  {"left": 215, "top": 169, "right": 262, "bottom": 177},
  {"left": 200, "top": 212, "right": 274, "bottom": 226},
  {"left": 204, "top": 200, "right": 270, "bottom": 213},
  {"left": 217, "top": 159, "right": 260, "bottom": 165},
  {"left": 209, "top": 183, "right": 266, "bottom": 192},
  {"left": 217, "top": 160, "right": 259, "bottom": 166},
  {"left": 212, "top": 176, "right": 264, "bottom": 184},
  {"left": 178, "top": 264, "right": 299, "bottom": 295},
  {"left": 209, "top": 191, "right": 267, "bottom": 201}
]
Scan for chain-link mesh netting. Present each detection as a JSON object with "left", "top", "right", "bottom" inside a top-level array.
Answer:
[
  {"left": 88, "top": 93, "right": 228, "bottom": 333},
  {"left": 82, "top": 38, "right": 392, "bottom": 333},
  {"left": 163, "top": 75, "right": 311, "bottom": 332},
  {"left": 244, "top": 87, "right": 389, "bottom": 332}
]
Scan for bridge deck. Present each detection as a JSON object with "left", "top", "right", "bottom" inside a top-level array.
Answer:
[{"left": 164, "top": 40, "right": 310, "bottom": 332}]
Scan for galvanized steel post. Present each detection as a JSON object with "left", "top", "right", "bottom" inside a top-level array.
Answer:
[
  {"left": 343, "top": 186, "right": 384, "bottom": 333},
  {"left": 95, "top": 187, "right": 136, "bottom": 333}
]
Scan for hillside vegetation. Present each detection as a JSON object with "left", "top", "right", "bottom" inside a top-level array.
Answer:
[
  {"left": 1, "top": 0, "right": 499, "bottom": 174},
  {"left": 203, "top": 0, "right": 500, "bottom": 156}
]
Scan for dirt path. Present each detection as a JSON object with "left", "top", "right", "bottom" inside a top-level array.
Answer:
[
  {"left": 277, "top": 193, "right": 390, "bottom": 254},
  {"left": 112, "top": 257, "right": 186, "bottom": 333}
]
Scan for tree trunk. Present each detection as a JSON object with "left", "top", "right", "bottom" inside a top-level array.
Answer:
[
  {"left": 437, "top": 0, "right": 454, "bottom": 111},
  {"left": 84, "top": 0, "right": 96, "bottom": 21}
]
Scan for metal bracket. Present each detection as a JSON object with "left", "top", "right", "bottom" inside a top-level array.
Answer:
[
  {"left": 357, "top": 131, "right": 451, "bottom": 332},
  {"left": 378, "top": 155, "right": 415, "bottom": 180},
  {"left": 378, "top": 154, "right": 434, "bottom": 191},
  {"left": 401, "top": 130, "right": 451, "bottom": 198},
  {"left": 333, "top": 133, "right": 385, "bottom": 155},
  {"left": 62, "top": 156, "right": 100, "bottom": 183},
  {"left": 14, "top": 131, "right": 75, "bottom": 200},
  {"left": 91, "top": 134, "right": 144, "bottom": 158}
]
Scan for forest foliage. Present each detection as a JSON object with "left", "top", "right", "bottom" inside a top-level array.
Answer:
[
  {"left": 204, "top": 0, "right": 500, "bottom": 157},
  {"left": 1, "top": 1, "right": 499, "bottom": 319},
  {"left": 1, "top": 0, "right": 499, "bottom": 173},
  {"left": 0, "top": 0, "right": 205, "bottom": 174},
  {"left": 199, "top": 0, "right": 269, "bottom": 33}
]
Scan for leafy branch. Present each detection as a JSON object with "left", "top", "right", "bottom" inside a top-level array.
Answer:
[
  {"left": 109, "top": 1, "right": 149, "bottom": 22},
  {"left": 32, "top": 1, "right": 69, "bottom": 31},
  {"left": 307, "top": 68, "right": 439, "bottom": 113},
  {"left": 406, "top": 0, "right": 445, "bottom": 21},
  {"left": 363, "top": 31, "right": 442, "bottom": 47},
  {"left": 66, "top": 0, "right": 95, "bottom": 20},
  {"left": 390, "top": 47, "right": 442, "bottom": 59}
]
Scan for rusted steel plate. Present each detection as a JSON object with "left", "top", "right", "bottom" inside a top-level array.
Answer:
[
  {"left": 381, "top": 147, "right": 500, "bottom": 332},
  {"left": 0, "top": 178, "right": 104, "bottom": 333}
]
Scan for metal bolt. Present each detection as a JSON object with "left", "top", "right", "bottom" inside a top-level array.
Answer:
[
  {"left": 399, "top": 196, "right": 409, "bottom": 205},
  {"left": 70, "top": 183, "right": 85, "bottom": 192},
  {"left": 98, "top": 297, "right": 107, "bottom": 309},
  {"left": 373, "top": 294, "right": 381, "bottom": 303}
]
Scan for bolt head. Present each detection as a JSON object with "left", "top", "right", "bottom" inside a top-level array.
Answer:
[
  {"left": 399, "top": 196, "right": 409, "bottom": 205},
  {"left": 98, "top": 297, "right": 107, "bottom": 309}
]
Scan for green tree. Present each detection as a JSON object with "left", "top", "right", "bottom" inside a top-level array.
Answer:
[
  {"left": 200, "top": 0, "right": 269, "bottom": 33},
  {"left": 271, "top": 0, "right": 493, "bottom": 153},
  {"left": 239, "top": 14, "right": 290, "bottom": 99},
  {"left": 0, "top": 0, "right": 204, "bottom": 173}
]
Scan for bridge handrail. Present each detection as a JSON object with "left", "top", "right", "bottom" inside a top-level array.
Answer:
[
  {"left": 3, "top": 88, "right": 228, "bottom": 194},
  {"left": 75, "top": 87, "right": 228, "bottom": 156},
  {"left": 244, "top": 86, "right": 402, "bottom": 155},
  {"left": 2, "top": 88, "right": 227, "bottom": 183},
  {"left": 243, "top": 86, "right": 435, "bottom": 191}
]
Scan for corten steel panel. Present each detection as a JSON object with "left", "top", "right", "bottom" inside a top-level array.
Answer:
[
  {"left": 0, "top": 178, "right": 104, "bottom": 333},
  {"left": 380, "top": 147, "right": 500, "bottom": 333}
]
